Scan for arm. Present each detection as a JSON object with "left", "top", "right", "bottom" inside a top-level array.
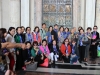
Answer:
[
  {"left": 60, "top": 44, "right": 66, "bottom": 56},
  {"left": 1, "top": 42, "right": 25, "bottom": 49}
]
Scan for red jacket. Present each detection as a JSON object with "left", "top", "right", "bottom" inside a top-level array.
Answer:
[{"left": 60, "top": 44, "right": 71, "bottom": 56}]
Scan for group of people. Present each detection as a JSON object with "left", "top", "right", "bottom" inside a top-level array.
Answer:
[{"left": 0, "top": 23, "right": 99, "bottom": 75}]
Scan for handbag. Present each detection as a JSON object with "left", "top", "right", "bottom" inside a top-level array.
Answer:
[{"left": 0, "top": 63, "right": 7, "bottom": 73}]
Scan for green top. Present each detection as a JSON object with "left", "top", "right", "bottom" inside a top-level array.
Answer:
[{"left": 31, "top": 48, "right": 42, "bottom": 58}]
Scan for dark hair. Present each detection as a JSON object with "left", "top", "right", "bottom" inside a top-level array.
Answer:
[
  {"left": 0, "top": 28, "right": 7, "bottom": 39},
  {"left": 48, "top": 26, "right": 53, "bottom": 31},
  {"left": 93, "top": 25, "right": 98, "bottom": 29},
  {"left": 63, "top": 38, "right": 69, "bottom": 44},
  {"left": 79, "top": 29, "right": 84, "bottom": 32},
  {"left": 42, "top": 23, "right": 46, "bottom": 26},
  {"left": 59, "top": 26, "right": 64, "bottom": 31},
  {"left": 0, "top": 41, "right": 2, "bottom": 49},
  {"left": 33, "top": 41, "right": 38, "bottom": 46},
  {"left": 21, "top": 26, "right": 25, "bottom": 30},
  {"left": 42, "top": 39, "right": 47, "bottom": 45},
  {"left": 78, "top": 26, "right": 83, "bottom": 31},
  {"left": 16, "top": 27, "right": 21, "bottom": 31},
  {"left": 71, "top": 39, "right": 76, "bottom": 43},
  {"left": 87, "top": 27, "right": 92, "bottom": 31},
  {"left": 34, "top": 26, "right": 40, "bottom": 33},
  {"left": 26, "top": 27, "right": 31, "bottom": 32},
  {"left": 25, "top": 41, "right": 31, "bottom": 45},
  {"left": 54, "top": 24, "right": 58, "bottom": 27},
  {"left": 8, "top": 27, "right": 15, "bottom": 34},
  {"left": 65, "top": 27, "right": 69, "bottom": 31}
]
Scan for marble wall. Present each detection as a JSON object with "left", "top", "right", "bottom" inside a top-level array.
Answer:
[
  {"left": 96, "top": 0, "right": 100, "bottom": 33},
  {"left": 0, "top": 0, "right": 99, "bottom": 33}
]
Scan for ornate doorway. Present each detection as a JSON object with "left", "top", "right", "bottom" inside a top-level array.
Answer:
[{"left": 42, "top": 0, "right": 73, "bottom": 28}]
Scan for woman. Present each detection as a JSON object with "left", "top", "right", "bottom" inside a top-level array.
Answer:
[
  {"left": 50, "top": 40, "right": 59, "bottom": 63},
  {"left": 46, "top": 26, "right": 54, "bottom": 50},
  {"left": 25, "top": 27, "right": 33, "bottom": 44},
  {"left": 14, "top": 27, "right": 24, "bottom": 71},
  {"left": 31, "top": 41, "right": 47, "bottom": 66},
  {"left": 39, "top": 39, "right": 50, "bottom": 59},
  {"left": 84, "top": 27, "right": 92, "bottom": 62},
  {"left": 63, "top": 27, "right": 70, "bottom": 39},
  {"left": 60, "top": 38, "right": 71, "bottom": 63},
  {"left": 68, "top": 29, "right": 76, "bottom": 43},
  {"left": 5, "top": 27, "right": 16, "bottom": 74},
  {"left": 22, "top": 41, "right": 33, "bottom": 70},
  {"left": 58, "top": 26, "right": 64, "bottom": 47},
  {"left": 77, "top": 29, "right": 89, "bottom": 63},
  {"left": 32, "top": 26, "right": 41, "bottom": 44}
]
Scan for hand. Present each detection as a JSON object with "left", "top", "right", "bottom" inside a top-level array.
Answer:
[
  {"left": 66, "top": 54, "right": 69, "bottom": 57},
  {"left": 21, "top": 44, "right": 26, "bottom": 50},
  {"left": 4, "top": 52, "right": 9, "bottom": 56},
  {"left": 92, "top": 42, "right": 96, "bottom": 45},
  {"left": 17, "top": 51, "right": 19, "bottom": 55}
]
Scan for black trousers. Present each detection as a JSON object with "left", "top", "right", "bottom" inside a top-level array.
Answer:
[
  {"left": 62, "top": 55, "right": 70, "bottom": 63},
  {"left": 91, "top": 45, "right": 97, "bottom": 60},
  {"left": 79, "top": 46, "right": 85, "bottom": 62}
]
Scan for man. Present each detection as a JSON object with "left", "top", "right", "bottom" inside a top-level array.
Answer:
[
  {"left": 51, "top": 24, "right": 58, "bottom": 43},
  {"left": 90, "top": 26, "right": 99, "bottom": 64},
  {"left": 40, "top": 23, "right": 47, "bottom": 40}
]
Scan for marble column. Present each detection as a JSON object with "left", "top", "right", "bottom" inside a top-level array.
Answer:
[
  {"left": 1, "top": 0, "right": 10, "bottom": 29},
  {"left": 85, "top": 0, "right": 96, "bottom": 30},
  {"left": 1, "top": 0, "right": 20, "bottom": 29},
  {"left": 95, "top": 0, "right": 100, "bottom": 33},
  {"left": 80, "top": 0, "right": 86, "bottom": 29},
  {"left": 73, "top": 0, "right": 78, "bottom": 29},
  {"left": 0, "top": 0, "right": 2, "bottom": 28},
  {"left": 21, "top": 0, "right": 29, "bottom": 28},
  {"left": 10, "top": 0, "right": 21, "bottom": 28},
  {"left": 73, "top": 0, "right": 81, "bottom": 30},
  {"left": 29, "top": 0, "right": 35, "bottom": 31},
  {"left": 35, "top": 0, "right": 42, "bottom": 28}
]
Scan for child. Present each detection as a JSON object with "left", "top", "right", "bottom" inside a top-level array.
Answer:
[{"left": 70, "top": 39, "right": 79, "bottom": 64}]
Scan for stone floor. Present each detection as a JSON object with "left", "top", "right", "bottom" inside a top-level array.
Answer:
[{"left": 17, "top": 57, "right": 100, "bottom": 75}]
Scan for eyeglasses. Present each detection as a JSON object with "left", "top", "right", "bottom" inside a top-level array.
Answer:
[
  {"left": 65, "top": 41, "right": 69, "bottom": 42},
  {"left": 93, "top": 28, "right": 97, "bottom": 29}
]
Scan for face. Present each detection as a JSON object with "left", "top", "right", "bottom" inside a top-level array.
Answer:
[
  {"left": 65, "top": 39, "right": 69, "bottom": 45},
  {"left": 35, "top": 28, "right": 39, "bottom": 32},
  {"left": 42, "top": 41, "right": 47, "bottom": 46},
  {"left": 17, "top": 28, "right": 22, "bottom": 34},
  {"left": 80, "top": 30, "right": 84, "bottom": 34},
  {"left": 54, "top": 26, "right": 58, "bottom": 30},
  {"left": 93, "top": 27, "right": 97, "bottom": 31},
  {"left": 73, "top": 27, "right": 76, "bottom": 32},
  {"left": 26, "top": 43, "right": 31, "bottom": 49},
  {"left": 65, "top": 28, "right": 68, "bottom": 32},
  {"left": 33, "top": 44, "right": 38, "bottom": 49},
  {"left": 42, "top": 24, "right": 46, "bottom": 29},
  {"left": 71, "top": 29, "right": 74, "bottom": 33},
  {"left": 4, "top": 32, "right": 7, "bottom": 37},
  {"left": 27, "top": 28, "right": 31, "bottom": 34},
  {"left": 22, "top": 28, "right": 25, "bottom": 33},
  {"left": 72, "top": 41, "right": 76, "bottom": 45},
  {"left": 60, "top": 27, "right": 64, "bottom": 32},
  {"left": 50, "top": 27, "right": 53, "bottom": 31},
  {"left": 87, "top": 29, "right": 91, "bottom": 33},
  {"left": 53, "top": 40, "right": 56, "bottom": 45},
  {"left": 10, "top": 29, "right": 15, "bottom": 36}
]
